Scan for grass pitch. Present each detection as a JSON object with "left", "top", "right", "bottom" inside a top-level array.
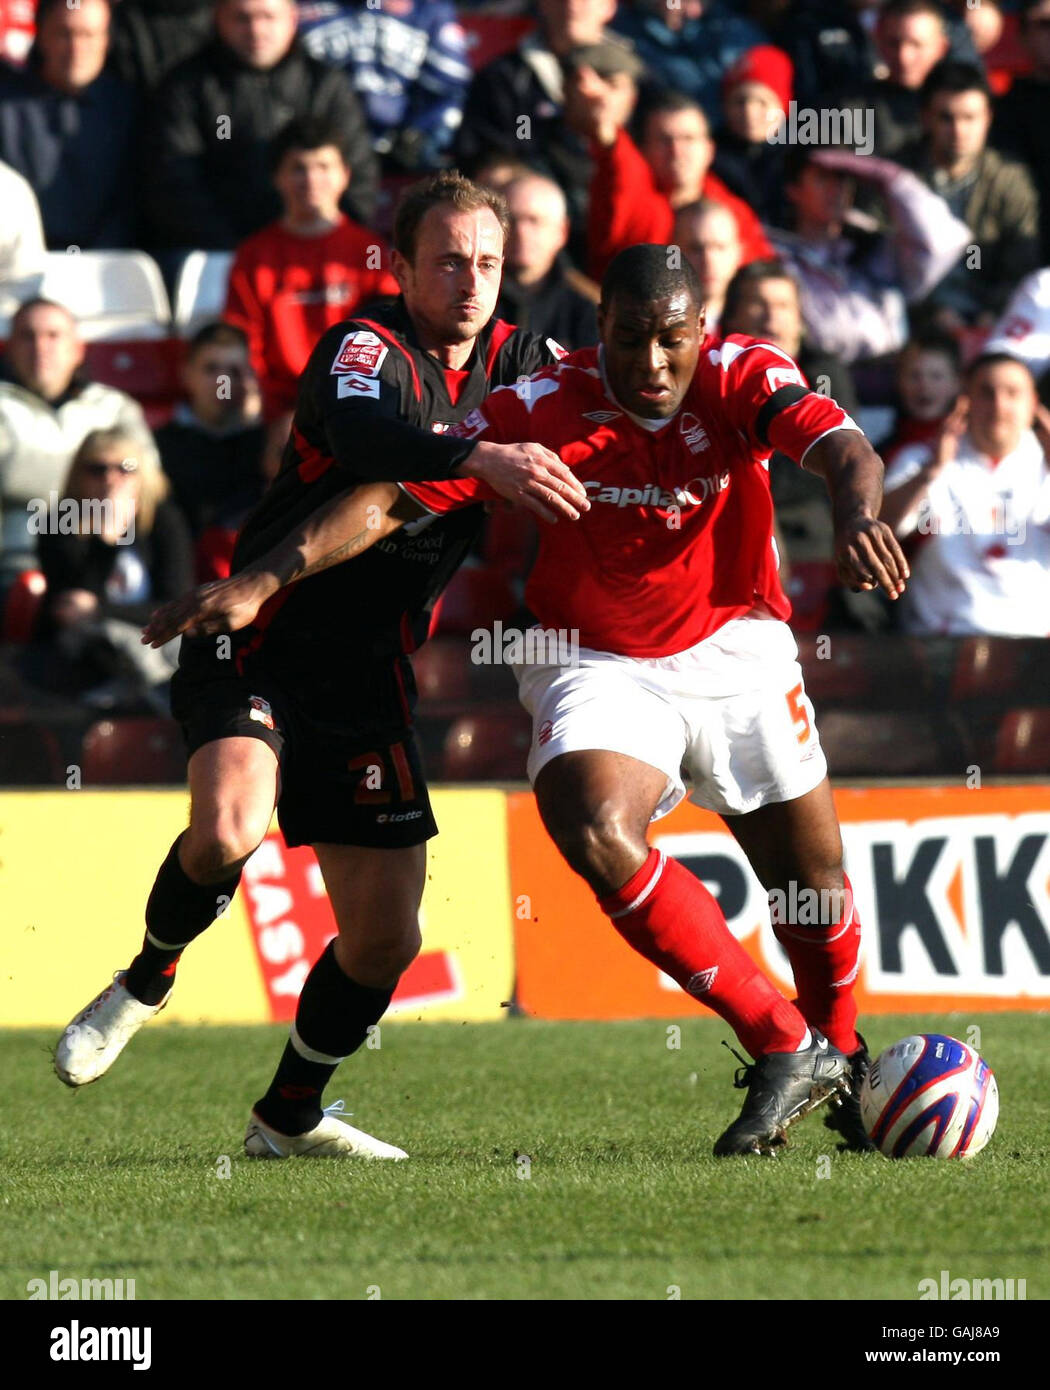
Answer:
[{"left": 2, "top": 1014, "right": 1047, "bottom": 1301}]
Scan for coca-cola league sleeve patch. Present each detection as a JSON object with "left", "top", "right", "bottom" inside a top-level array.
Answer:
[{"left": 330, "top": 330, "right": 389, "bottom": 377}]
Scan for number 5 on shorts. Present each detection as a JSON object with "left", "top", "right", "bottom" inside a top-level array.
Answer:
[{"left": 786, "top": 682, "right": 812, "bottom": 745}]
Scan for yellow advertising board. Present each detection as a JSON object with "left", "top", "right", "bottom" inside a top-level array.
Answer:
[{"left": 0, "top": 789, "right": 514, "bottom": 1027}]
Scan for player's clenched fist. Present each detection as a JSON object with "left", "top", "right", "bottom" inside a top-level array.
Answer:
[
  {"left": 835, "top": 513, "right": 910, "bottom": 599},
  {"left": 141, "top": 571, "right": 278, "bottom": 648},
  {"left": 463, "top": 440, "right": 590, "bottom": 523}
]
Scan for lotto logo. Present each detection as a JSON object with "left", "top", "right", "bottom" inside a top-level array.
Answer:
[{"left": 331, "top": 330, "right": 388, "bottom": 377}]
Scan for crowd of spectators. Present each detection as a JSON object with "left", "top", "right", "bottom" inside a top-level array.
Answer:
[{"left": 1, "top": 0, "right": 1049, "bottom": 733}]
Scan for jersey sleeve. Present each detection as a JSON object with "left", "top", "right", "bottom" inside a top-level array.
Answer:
[
  {"left": 397, "top": 384, "right": 530, "bottom": 513},
  {"left": 306, "top": 324, "right": 477, "bottom": 483},
  {"left": 717, "top": 339, "right": 863, "bottom": 464}
]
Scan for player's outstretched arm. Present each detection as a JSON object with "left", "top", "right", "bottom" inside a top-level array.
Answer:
[
  {"left": 803, "top": 430, "right": 911, "bottom": 600},
  {"left": 141, "top": 481, "right": 412, "bottom": 647}
]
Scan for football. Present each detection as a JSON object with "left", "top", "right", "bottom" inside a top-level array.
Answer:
[{"left": 859, "top": 1034, "right": 999, "bottom": 1159}]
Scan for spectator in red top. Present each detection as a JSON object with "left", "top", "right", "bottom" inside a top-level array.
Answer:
[
  {"left": 224, "top": 117, "right": 400, "bottom": 442},
  {"left": 877, "top": 330, "right": 963, "bottom": 469},
  {"left": 713, "top": 44, "right": 793, "bottom": 227},
  {"left": 565, "top": 77, "right": 771, "bottom": 281}
]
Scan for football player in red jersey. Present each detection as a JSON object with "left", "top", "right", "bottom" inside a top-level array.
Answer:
[
  {"left": 53, "top": 173, "right": 588, "bottom": 1161},
  {"left": 145, "top": 245, "right": 909, "bottom": 1157}
]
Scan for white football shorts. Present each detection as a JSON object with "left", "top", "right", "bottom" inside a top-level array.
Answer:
[{"left": 511, "top": 614, "right": 828, "bottom": 820}]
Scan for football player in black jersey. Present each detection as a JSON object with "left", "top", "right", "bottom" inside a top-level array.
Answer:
[{"left": 54, "top": 172, "right": 588, "bottom": 1160}]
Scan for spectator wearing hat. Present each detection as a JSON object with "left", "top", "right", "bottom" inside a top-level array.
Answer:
[
  {"left": 713, "top": 43, "right": 793, "bottom": 226},
  {"left": 455, "top": 1, "right": 637, "bottom": 263},
  {"left": 565, "top": 80, "right": 771, "bottom": 281}
]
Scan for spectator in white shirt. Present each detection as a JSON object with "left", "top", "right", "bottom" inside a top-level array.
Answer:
[
  {"left": 983, "top": 267, "right": 1050, "bottom": 382},
  {"left": 880, "top": 352, "right": 1050, "bottom": 635},
  {"left": 0, "top": 160, "right": 45, "bottom": 316}
]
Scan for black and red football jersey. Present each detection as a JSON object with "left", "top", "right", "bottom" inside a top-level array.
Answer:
[
  {"left": 402, "top": 336, "right": 860, "bottom": 657},
  {"left": 180, "top": 297, "right": 564, "bottom": 691}
]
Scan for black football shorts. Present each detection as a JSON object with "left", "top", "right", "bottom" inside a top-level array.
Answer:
[{"left": 169, "top": 652, "right": 438, "bottom": 850}]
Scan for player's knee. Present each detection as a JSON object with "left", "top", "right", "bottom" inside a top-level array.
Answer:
[
  {"left": 183, "top": 809, "right": 269, "bottom": 880},
  {"left": 340, "top": 919, "right": 421, "bottom": 988},
  {"left": 555, "top": 803, "right": 644, "bottom": 887}
]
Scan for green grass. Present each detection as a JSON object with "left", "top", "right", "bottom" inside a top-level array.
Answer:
[{"left": 2, "top": 1015, "right": 1047, "bottom": 1300}]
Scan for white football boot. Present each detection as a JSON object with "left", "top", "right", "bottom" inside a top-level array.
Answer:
[
  {"left": 244, "top": 1100, "right": 408, "bottom": 1160},
  {"left": 54, "top": 972, "right": 171, "bottom": 1087}
]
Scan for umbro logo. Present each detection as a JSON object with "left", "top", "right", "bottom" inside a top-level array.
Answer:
[{"left": 583, "top": 410, "right": 622, "bottom": 424}]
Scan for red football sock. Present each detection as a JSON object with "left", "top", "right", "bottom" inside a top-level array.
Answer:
[
  {"left": 598, "top": 848, "right": 808, "bottom": 1058},
  {"left": 770, "top": 873, "right": 861, "bottom": 1055}
]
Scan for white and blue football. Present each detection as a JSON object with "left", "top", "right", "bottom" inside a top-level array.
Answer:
[{"left": 859, "top": 1034, "right": 999, "bottom": 1159}]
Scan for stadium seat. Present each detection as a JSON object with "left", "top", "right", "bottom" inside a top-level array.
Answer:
[
  {"left": 0, "top": 719, "right": 64, "bottom": 785},
  {"left": 1, "top": 567, "right": 46, "bottom": 644},
  {"left": 457, "top": 11, "right": 535, "bottom": 70},
  {"left": 82, "top": 338, "right": 181, "bottom": 404},
  {"left": 950, "top": 636, "right": 1024, "bottom": 702},
  {"left": 441, "top": 707, "right": 532, "bottom": 780},
  {"left": 410, "top": 635, "right": 474, "bottom": 706},
  {"left": 818, "top": 709, "right": 962, "bottom": 777},
  {"left": 784, "top": 560, "right": 837, "bottom": 632},
  {"left": 172, "top": 251, "right": 234, "bottom": 338},
  {"left": 994, "top": 709, "right": 1050, "bottom": 775},
  {"left": 38, "top": 251, "right": 171, "bottom": 340},
  {"left": 80, "top": 717, "right": 186, "bottom": 785},
  {"left": 428, "top": 563, "right": 517, "bottom": 638}
]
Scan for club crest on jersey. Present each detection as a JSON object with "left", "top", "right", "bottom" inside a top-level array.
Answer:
[
  {"left": 331, "top": 330, "right": 388, "bottom": 377},
  {"left": 679, "top": 413, "right": 711, "bottom": 454},
  {"left": 454, "top": 407, "right": 489, "bottom": 440},
  {"left": 248, "top": 696, "right": 275, "bottom": 731}
]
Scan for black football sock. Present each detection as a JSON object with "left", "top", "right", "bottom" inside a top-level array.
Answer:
[
  {"left": 124, "top": 834, "right": 243, "bottom": 1005},
  {"left": 253, "top": 941, "right": 395, "bottom": 1136}
]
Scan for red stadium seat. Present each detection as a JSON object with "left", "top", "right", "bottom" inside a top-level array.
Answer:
[
  {"left": 950, "top": 636, "right": 1024, "bottom": 702},
  {"left": 457, "top": 11, "right": 534, "bottom": 70},
  {"left": 994, "top": 709, "right": 1050, "bottom": 775},
  {"left": 82, "top": 338, "right": 181, "bottom": 404},
  {"left": 428, "top": 563, "right": 517, "bottom": 638},
  {"left": 784, "top": 561, "right": 837, "bottom": 632},
  {"left": 80, "top": 717, "right": 186, "bottom": 785},
  {"left": 1, "top": 568, "right": 46, "bottom": 643},
  {"left": 441, "top": 707, "right": 532, "bottom": 780},
  {"left": 411, "top": 636, "right": 474, "bottom": 706},
  {"left": 0, "top": 719, "right": 64, "bottom": 784}
]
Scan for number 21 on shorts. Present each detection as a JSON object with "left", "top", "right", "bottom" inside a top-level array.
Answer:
[{"left": 786, "top": 682, "right": 812, "bottom": 745}]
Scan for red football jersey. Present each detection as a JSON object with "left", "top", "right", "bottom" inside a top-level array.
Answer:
[
  {"left": 401, "top": 337, "right": 859, "bottom": 658},
  {"left": 225, "top": 215, "right": 401, "bottom": 420}
]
